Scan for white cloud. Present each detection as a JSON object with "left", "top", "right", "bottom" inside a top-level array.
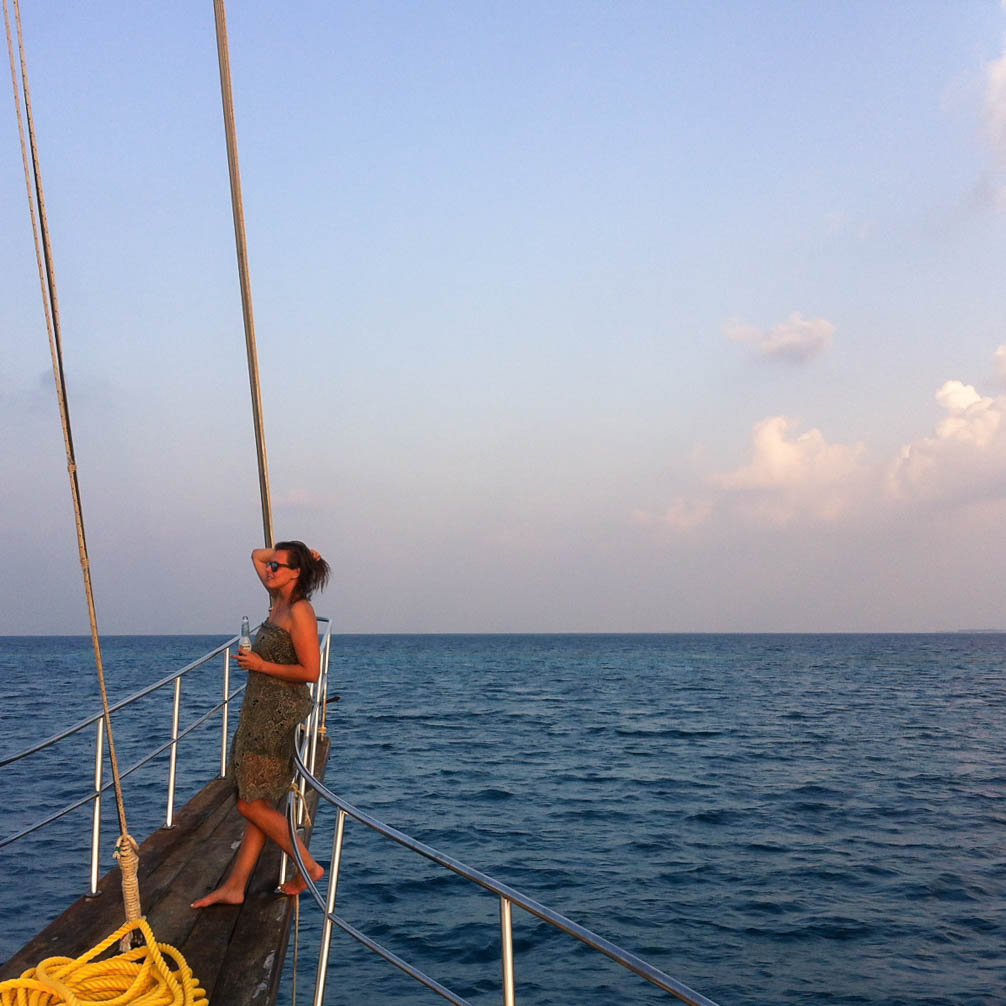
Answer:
[
  {"left": 725, "top": 312, "right": 835, "bottom": 363},
  {"left": 934, "top": 379, "right": 982, "bottom": 414},
  {"left": 885, "top": 381, "right": 1006, "bottom": 504},
  {"left": 714, "top": 417, "right": 861, "bottom": 491},
  {"left": 711, "top": 416, "right": 866, "bottom": 525},
  {"left": 643, "top": 348, "right": 1006, "bottom": 538},
  {"left": 637, "top": 417, "right": 867, "bottom": 534}
]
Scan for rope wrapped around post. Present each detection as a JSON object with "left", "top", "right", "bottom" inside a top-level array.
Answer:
[{"left": 115, "top": 834, "right": 142, "bottom": 950}]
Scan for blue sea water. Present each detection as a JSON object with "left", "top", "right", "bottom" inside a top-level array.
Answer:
[{"left": 0, "top": 633, "right": 1003, "bottom": 1005}]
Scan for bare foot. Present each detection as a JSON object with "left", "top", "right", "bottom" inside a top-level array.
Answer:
[
  {"left": 277, "top": 862, "right": 324, "bottom": 896},
  {"left": 191, "top": 885, "right": 245, "bottom": 909}
]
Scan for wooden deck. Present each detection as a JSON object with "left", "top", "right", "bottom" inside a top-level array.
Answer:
[{"left": 0, "top": 736, "right": 330, "bottom": 1005}]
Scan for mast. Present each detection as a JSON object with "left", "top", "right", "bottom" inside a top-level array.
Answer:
[{"left": 212, "top": 0, "right": 273, "bottom": 547}]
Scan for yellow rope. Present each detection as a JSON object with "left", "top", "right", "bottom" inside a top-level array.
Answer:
[
  {"left": 0, "top": 918, "right": 207, "bottom": 1005},
  {"left": 113, "top": 836, "right": 142, "bottom": 951}
]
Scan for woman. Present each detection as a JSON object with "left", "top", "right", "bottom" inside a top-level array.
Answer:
[{"left": 192, "top": 540, "right": 331, "bottom": 907}]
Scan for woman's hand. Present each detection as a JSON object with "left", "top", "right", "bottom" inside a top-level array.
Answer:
[
  {"left": 232, "top": 603, "right": 319, "bottom": 683},
  {"left": 235, "top": 648, "right": 264, "bottom": 672}
]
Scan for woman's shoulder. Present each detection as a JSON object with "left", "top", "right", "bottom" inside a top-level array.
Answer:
[
  {"left": 290, "top": 598, "right": 317, "bottom": 625},
  {"left": 269, "top": 599, "right": 316, "bottom": 634}
]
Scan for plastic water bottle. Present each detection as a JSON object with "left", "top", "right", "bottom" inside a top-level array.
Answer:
[{"left": 238, "top": 615, "right": 252, "bottom": 654}]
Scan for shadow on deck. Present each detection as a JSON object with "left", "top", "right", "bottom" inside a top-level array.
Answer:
[{"left": 0, "top": 736, "right": 330, "bottom": 1005}]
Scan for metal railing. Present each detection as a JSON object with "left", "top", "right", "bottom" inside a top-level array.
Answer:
[
  {"left": 286, "top": 746, "right": 721, "bottom": 1006},
  {"left": 0, "top": 619, "right": 332, "bottom": 896}
]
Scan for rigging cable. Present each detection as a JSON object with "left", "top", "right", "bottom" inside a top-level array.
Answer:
[{"left": 4, "top": 0, "right": 141, "bottom": 938}]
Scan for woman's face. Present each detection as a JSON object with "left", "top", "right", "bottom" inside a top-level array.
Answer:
[{"left": 266, "top": 549, "right": 300, "bottom": 591}]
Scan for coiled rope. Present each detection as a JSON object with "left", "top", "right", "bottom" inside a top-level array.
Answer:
[
  {"left": 0, "top": 918, "right": 208, "bottom": 1006},
  {"left": 4, "top": 0, "right": 140, "bottom": 949}
]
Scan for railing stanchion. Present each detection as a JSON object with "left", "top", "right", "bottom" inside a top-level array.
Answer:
[
  {"left": 308, "top": 677, "right": 320, "bottom": 782},
  {"left": 320, "top": 628, "right": 332, "bottom": 734},
  {"left": 301, "top": 625, "right": 326, "bottom": 826},
  {"left": 295, "top": 757, "right": 306, "bottom": 831},
  {"left": 500, "top": 895, "right": 516, "bottom": 1006},
  {"left": 221, "top": 648, "right": 231, "bottom": 777},
  {"left": 296, "top": 697, "right": 312, "bottom": 831},
  {"left": 278, "top": 794, "right": 290, "bottom": 889},
  {"left": 165, "top": 677, "right": 182, "bottom": 828},
  {"left": 89, "top": 718, "right": 104, "bottom": 895},
  {"left": 313, "top": 807, "right": 346, "bottom": 1006}
]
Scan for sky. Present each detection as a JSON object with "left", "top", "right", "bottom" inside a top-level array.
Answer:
[{"left": 4, "top": 1, "right": 1006, "bottom": 634}]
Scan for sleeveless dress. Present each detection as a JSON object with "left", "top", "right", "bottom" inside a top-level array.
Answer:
[{"left": 229, "top": 620, "right": 314, "bottom": 802}]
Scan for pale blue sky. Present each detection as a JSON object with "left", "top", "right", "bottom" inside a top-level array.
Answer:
[{"left": 5, "top": 2, "right": 1006, "bottom": 633}]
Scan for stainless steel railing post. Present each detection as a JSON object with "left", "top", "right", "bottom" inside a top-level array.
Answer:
[
  {"left": 88, "top": 717, "right": 104, "bottom": 895},
  {"left": 301, "top": 627, "right": 326, "bottom": 821},
  {"left": 320, "top": 630, "right": 332, "bottom": 734},
  {"left": 312, "top": 807, "right": 346, "bottom": 1006},
  {"left": 277, "top": 792, "right": 290, "bottom": 888},
  {"left": 295, "top": 757, "right": 306, "bottom": 832},
  {"left": 220, "top": 648, "right": 231, "bottom": 777},
  {"left": 296, "top": 693, "right": 312, "bottom": 830},
  {"left": 165, "top": 677, "right": 182, "bottom": 828},
  {"left": 307, "top": 677, "right": 320, "bottom": 783},
  {"left": 500, "top": 895, "right": 516, "bottom": 1006}
]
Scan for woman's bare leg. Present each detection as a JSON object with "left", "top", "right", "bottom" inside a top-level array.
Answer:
[
  {"left": 235, "top": 798, "right": 324, "bottom": 894},
  {"left": 190, "top": 797, "right": 322, "bottom": 906},
  {"left": 191, "top": 821, "right": 267, "bottom": 907}
]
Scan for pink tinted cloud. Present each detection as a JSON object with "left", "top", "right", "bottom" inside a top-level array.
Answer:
[{"left": 725, "top": 312, "right": 835, "bottom": 363}]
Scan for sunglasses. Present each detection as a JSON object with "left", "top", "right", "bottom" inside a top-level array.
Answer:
[{"left": 265, "top": 560, "right": 296, "bottom": 572}]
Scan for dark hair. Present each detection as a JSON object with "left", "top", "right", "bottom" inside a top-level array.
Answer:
[{"left": 274, "top": 540, "right": 330, "bottom": 601}]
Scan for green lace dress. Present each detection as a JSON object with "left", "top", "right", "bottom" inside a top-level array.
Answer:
[{"left": 229, "top": 621, "right": 313, "bottom": 802}]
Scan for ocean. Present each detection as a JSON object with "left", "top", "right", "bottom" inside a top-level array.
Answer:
[{"left": 0, "top": 633, "right": 1002, "bottom": 1005}]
